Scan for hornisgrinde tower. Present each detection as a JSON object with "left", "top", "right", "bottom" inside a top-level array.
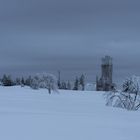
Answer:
[{"left": 96, "top": 56, "right": 115, "bottom": 91}]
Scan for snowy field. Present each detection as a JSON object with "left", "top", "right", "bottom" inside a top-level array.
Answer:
[{"left": 0, "top": 86, "right": 139, "bottom": 140}]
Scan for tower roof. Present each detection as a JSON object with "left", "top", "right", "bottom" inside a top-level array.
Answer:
[{"left": 102, "top": 56, "right": 112, "bottom": 65}]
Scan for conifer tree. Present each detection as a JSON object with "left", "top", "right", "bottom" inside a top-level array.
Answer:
[
  {"left": 1, "top": 74, "right": 13, "bottom": 86},
  {"left": 79, "top": 74, "right": 85, "bottom": 91},
  {"left": 73, "top": 77, "right": 79, "bottom": 90},
  {"left": 67, "top": 81, "right": 71, "bottom": 90},
  {"left": 15, "top": 78, "right": 21, "bottom": 85},
  {"left": 25, "top": 76, "right": 32, "bottom": 86},
  {"left": 21, "top": 77, "right": 25, "bottom": 86}
]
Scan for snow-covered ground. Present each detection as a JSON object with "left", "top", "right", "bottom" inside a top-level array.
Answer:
[{"left": 0, "top": 86, "right": 139, "bottom": 140}]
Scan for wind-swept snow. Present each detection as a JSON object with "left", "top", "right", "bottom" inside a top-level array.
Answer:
[{"left": 0, "top": 86, "right": 139, "bottom": 140}]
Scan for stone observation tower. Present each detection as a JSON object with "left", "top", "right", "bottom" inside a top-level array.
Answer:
[{"left": 96, "top": 56, "right": 115, "bottom": 91}]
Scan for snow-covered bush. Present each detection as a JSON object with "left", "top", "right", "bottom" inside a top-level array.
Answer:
[
  {"left": 30, "top": 73, "right": 58, "bottom": 94},
  {"left": 30, "top": 75, "right": 40, "bottom": 89},
  {"left": 85, "top": 83, "right": 95, "bottom": 91},
  {"left": 106, "top": 76, "right": 140, "bottom": 111}
]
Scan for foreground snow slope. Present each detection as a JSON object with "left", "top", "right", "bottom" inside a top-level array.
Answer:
[{"left": 0, "top": 86, "right": 139, "bottom": 140}]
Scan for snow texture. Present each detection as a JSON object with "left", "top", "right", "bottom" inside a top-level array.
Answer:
[{"left": 0, "top": 86, "right": 139, "bottom": 140}]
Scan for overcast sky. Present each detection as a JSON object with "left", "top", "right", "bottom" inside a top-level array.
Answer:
[{"left": 0, "top": 0, "right": 140, "bottom": 83}]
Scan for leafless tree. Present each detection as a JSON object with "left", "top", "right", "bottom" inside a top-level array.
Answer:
[
  {"left": 31, "top": 73, "right": 58, "bottom": 94},
  {"left": 106, "top": 76, "right": 140, "bottom": 111}
]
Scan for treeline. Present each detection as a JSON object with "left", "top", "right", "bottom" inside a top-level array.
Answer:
[
  {"left": 0, "top": 74, "right": 32, "bottom": 87},
  {"left": 0, "top": 73, "right": 86, "bottom": 91},
  {"left": 58, "top": 74, "right": 85, "bottom": 90}
]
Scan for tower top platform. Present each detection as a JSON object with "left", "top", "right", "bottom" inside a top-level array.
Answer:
[{"left": 102, "top": 56, "right": 112, "bottom": 65}]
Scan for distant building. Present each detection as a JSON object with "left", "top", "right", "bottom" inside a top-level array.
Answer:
[{"left": 96, "top": 56, "right": 115, "bottom": 91}]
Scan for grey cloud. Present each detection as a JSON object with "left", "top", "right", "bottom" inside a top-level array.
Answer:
[{"left": 0, "top": 0, "right": 140, "bottom": 83}]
